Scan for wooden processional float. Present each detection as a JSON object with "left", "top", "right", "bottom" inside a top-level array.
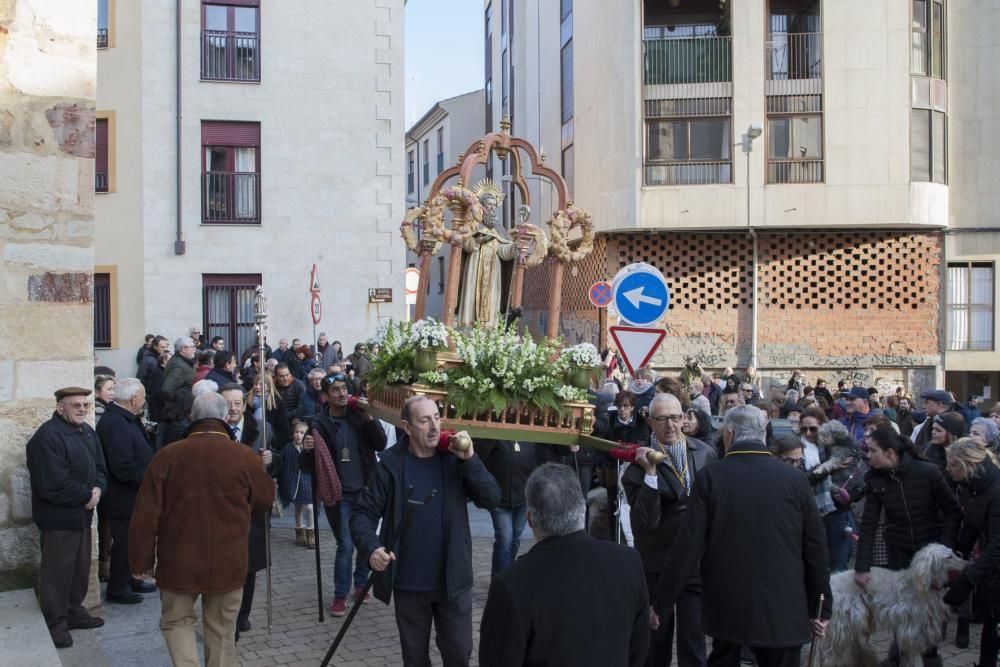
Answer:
[{"left": 382, "top": 119, "right": 661, "bottom": 465}]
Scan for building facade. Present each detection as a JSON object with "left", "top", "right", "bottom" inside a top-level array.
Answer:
[
  {"left": 405, "top": 90, "right": 484, "bottom": 318},
  {"left": 486, "top": 0, "right": 999, "bottom": 399},
  {"left": 96, "top": 0, "right": 406, "bottom": 375}
]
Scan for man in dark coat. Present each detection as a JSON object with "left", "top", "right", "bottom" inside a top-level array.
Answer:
[
  {"left": 624, "top": 393, "right": 715, "bottom": 667},
  {"left": 351, "top": 395, "right": 500, "bottom": 667},
  {"left": 26, "top": 387, "right": 108, "bottom": 648},
  {"left": 205, "top": 350, "right": 239, "bottom": 389},
  {"left": 95, "top": 378, "right": 156, "bottom": 604},
  {"left": 480, "top": 462, "right": 648, "bottom": 667},
  {"left": 275, "top": 362, "right": 308, "bottom": 421},
  {"left": 476, "top": 439, "right": 539, "bottom": 576},
  {"left": 160, "top": 336, "right": 197, "bottom": 397},
  {"left": 345, "top": 342, "right": 373, "bottom": 380},
  {"left": 654, "top": 405, "right": 832, "bottom": 667}
]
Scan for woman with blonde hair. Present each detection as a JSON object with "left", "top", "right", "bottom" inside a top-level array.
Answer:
[{"left": 249, "top": 370, "right": 290, "bottom": 447}]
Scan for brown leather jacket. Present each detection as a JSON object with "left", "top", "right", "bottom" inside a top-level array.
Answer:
[{"left": 128, "top": 418, "right": 274, "bottom": 594}]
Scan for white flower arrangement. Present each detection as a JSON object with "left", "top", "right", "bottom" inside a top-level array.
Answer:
[
  {"left": 417, "top": 370, "right": 449, "bottom": 386},
  {"left": 561, "top": 342, "right": 601, "bottom": 368},
  {"left": 408, "top": 317, "right": 449, "bottom": 349},
  {"left": 555, "top": 384, "right": 591, "bottom": 402}
]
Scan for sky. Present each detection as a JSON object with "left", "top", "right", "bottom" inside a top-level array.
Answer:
[{"left": 404, "top": 0, "right": 485, "bottom": 128}]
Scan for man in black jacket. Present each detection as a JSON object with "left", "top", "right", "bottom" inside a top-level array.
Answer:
[
  {"left": 275, "top": 362, "right": 307, "bottom": 422},
  {"left": 301, "top": 372, "right": 387, "bottom": 617},
  {"left": 205, "top": 350, "right": 239, "bottom": 389},
  {"left": 351, "top": 395, "right": 500, "bottom": 667},
  {"left": 95, "top": 378, "right": 156, "bottom": 604},
  {"left": 624, "top": 393, "right": 715, "bottom": 667},
  {"left": 654, "top": 405, "right": 832, "bottom": 667},
  {"left": 480, "top": 462, "right": 649, "bottom": 667},
  {"left": 26, "top": 387, "right": 108, "bottom": 648}
]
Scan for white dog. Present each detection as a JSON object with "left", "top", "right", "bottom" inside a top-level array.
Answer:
[{"left": 819, "top": 543, "right": 968, "bottom": 667}]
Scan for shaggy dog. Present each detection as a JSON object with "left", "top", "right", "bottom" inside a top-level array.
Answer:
[{"left": 819, "top": 543, "right": 968, "bottom": 667}]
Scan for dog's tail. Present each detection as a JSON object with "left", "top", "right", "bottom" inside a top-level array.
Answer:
[{"left": 822, "top": 581, "right": 879, "bottom": 667}]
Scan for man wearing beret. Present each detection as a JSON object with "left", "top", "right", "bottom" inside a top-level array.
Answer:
[{"left": 26, "top": 387, "right": 108, "bottom": 649}]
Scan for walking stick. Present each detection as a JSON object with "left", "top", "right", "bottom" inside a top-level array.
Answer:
[
  {"left": 253, "top": 287, "right": 273, "bottom": 632},
  {"left": 807, "top": 593, "right": 825, "bottom": 667},
  {"left": 311, "top": 459, "right": 324, "bottom": 623},
  {"left": 319, "top": 486, "right": 435, "bottom": 667}
]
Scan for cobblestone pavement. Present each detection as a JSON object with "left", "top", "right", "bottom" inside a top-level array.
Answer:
[{"left": 56, "top": 506, "right": 985, "bottom": 666}]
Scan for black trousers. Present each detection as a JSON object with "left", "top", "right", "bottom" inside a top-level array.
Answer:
[
  {"left": 645, "top": 572, "right": 706, "bottom": 667},
  {"left": 238, "top": 571, "right": 256, "bottom": 623},
  {"left": 107, "top": 517, "right": 132, "bottom": 597},
  {"left": 979, "top": 611, "right": 1000, "bottom": 667},
  {"left": 39, "top": 528, "right": 91, "bottom": 633},
  {"left": 393, "top": 589, "right": 472, "bottom": 667},
  {"left": 708, "top": 639, "right": 800, "bottom": 667}
]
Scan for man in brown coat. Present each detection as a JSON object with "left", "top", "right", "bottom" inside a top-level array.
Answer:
[{"left": 129, "top": 392, "right": 274, "bottom": 667}]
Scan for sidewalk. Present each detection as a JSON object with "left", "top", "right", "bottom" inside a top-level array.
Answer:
[{"left": 53, "top": 506, "right": 981, "bottom": 666}]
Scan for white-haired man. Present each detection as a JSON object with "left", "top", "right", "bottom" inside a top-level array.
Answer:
[
  {"left": 653, "top": 405, "right": 832, "bottom": 667},
  {"left": 96, "top": 378, "right": 156, "bottom": 605},
  {"left": 480, "top": 462, "right": 649, "bottom": 666},
  {"left": 161, "top": 336, "right": 197, "bottom": 397}
]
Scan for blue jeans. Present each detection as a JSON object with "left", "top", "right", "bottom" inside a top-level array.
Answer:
[
  {"left": 324, "top": 492, "right": 369, "bottom": 599},
  {"left": 489, "top": 505, "right": 528, "bottom": 577},
  {"left": 823, "top": 510, "right": 856, "bottom": 572}
]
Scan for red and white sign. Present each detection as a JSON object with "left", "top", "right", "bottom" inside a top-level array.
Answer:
[
  {"left": 588, "top": 281, "right": 613, "bottom": 308},
  {"left": 311, "top": 293, "right": 322, "bottom": 325},
  {"left": 609, "top": 326, "right": 666, "bottom": 376},
  {"left": 310, "top": 264, "right": 321, "bottom": 294},
  {"left": 404, "top": 267, "right": 420, "bottom": 296}
]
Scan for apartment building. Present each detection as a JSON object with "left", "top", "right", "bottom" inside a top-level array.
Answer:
[
  {"left": 486, "top": 0, "right": 1000, "bottom": 398},
  {"left": 95, "top": 0, "right": 406, "bottom": 374}
]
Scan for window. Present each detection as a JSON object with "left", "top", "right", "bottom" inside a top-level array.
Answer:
[
  {"left": 202, "top": 1, "right": 260, "bottom": 82},
  {"left": 94, "top": 273, "right": 112, "bottom": 349},
  {"left": 97, "top": 0, "right": 111, "bottom": 48},
  {"left": 436, "top": 127, "right": 444, "bottom": 174},
  {"left": 947, "top": 263, "right": 993, "bottom": 351},
  {"left": 96, "top": 117, "right": 110, "bottom": 193},
  {"left": 561, "top": 41, "right": 573, "bottom": 124},
  {"left": 422, "top": 139, "right": 430, "bottom": 184},
  {"left": 562, "top": 143, "right": 574, "bottom": 196},
  {"left": 911, "top": 108, "right": 946, "bottom": 183},
  {"left": 645, "top": 117, "right": 732, "bottom": 185},
  {"left": 407, "top": 150, "right": 415, "bottom": 194},
  {"left": 203, "top": 274, "right": 262, "bottom": 354},
  {"left": 202, "top": 121, "right": 260, "bottom": 224},
  {"left": 766, "top": 115, "right": 823, "bottom": 183},
  {"left": 912, "top": 0, "right": 945, "bottom": 78}
]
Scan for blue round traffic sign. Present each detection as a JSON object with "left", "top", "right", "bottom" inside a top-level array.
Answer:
[{"left": 611, "top": 263, "right": 670, "bottom": 326}]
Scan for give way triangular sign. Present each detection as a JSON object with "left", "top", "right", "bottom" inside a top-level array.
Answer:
[{"left": 609, "top": 325, "right": 666, "bottom": 376}]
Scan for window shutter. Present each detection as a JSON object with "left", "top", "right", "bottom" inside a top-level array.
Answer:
[
  {"left": 932, "top": 111, "right": 946, "bottom": 183},
  {"left": 911, "top": 109, "right": 930, "bottom": 182},
  {"left": 94, "top": 273, "right": 111, "bottom": 348},
  {"left": 201, "top": 121, "right": 260, "bottom": 146},
  {"left": 96, "top": 119, "right": 109, "bottom": 173}
]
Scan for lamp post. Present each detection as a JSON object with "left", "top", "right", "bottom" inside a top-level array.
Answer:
[{"left": 740, "top": 123, "right": 763, "bottom": 370}]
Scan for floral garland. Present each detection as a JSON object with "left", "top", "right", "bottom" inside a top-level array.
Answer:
[
  {"left": 549, "top": 205, "right": 595, "bottom": 264},
  {"left": 400, "top": 207, "right": 442, "bottom": 255},
  {"left": 423, "top": 186, "right": 482, "bottom": 247}
]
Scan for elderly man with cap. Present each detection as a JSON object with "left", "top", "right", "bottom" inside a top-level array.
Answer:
[
  {"left": 25, "top": 386, "right": 108, "bottom": 648},
  {"left": 910, "top": 389, "right": 955, "bottom": 451},
  {"left": 839, "top": 386, "right": 881, "bottom": 444}
]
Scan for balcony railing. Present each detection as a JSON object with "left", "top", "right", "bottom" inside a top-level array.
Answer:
[
  {"left": 97, "top": 28, "right": 108, "bottom": 48},
  {"left": 95, "top": 172, "right": 109, "bottom": 193},
  {"left": 643, "top": 36, "right": 732, "bottom": 85},
  {"left": 201, "top": 30, "right": 260, "bottom": 82},
  {"left": 766, "top": 32, "right": 822, "bottom": 80},
  {"left": 202, "top": 172, "right": 260, "bottom": 224},
  {"left": 767, "top": 160, "right": 824, "bottom": 184},
  {"left": 644, "top": 161, "right": 733, "bottom": 186}
]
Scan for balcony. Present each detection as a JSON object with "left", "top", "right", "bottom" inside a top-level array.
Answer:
[
  {"left": 766, "top": 32, "right": 822, "bottom": 95},
  {"left": 645, "top": 161, "right": 732, "bottom": 186},
  {"left": 95, "top": 172, "right": 109, "bottom": 193},
  {"left": 644, "top": 35, "right": 732, "bottom": 86},
  {"left": 202, "top": 172, "right": 260, "bottom": 224},
  {"left": 201, "top": 30, "right": 260, "bottom": 82},
  {"left": 766, "top": 160, "right": 823, "bottom": 184},
  {"left": 97, "top": 28, "right": 108, "bottom": 48}
]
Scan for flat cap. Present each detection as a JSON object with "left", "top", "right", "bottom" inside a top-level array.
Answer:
[
  {"left": 54, "top": 386, "right": 92, "bottom": 401},
  {"left": 844, "top": 387, "right": 870, "bottom": 401},
  {"left": 921, "top": 389, "right": 952, "bottom": 404}
]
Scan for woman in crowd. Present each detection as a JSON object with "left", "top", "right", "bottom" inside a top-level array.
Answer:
[
  {"left": 971, "top": 416, "right": 1000, "bottom": 454},
  {"left": 769, "top": 434, "right": 805, "bottom": 469},
  {"left": 922, "top": 411, "right": 966, "bottom": 472},
  {"left": 250, "top": 371, "right": 290, "bottom": 448},
  {"left": 804, "top": 411, "right": 860, "bottom": 572},
  {"left": 854, "top": 427, "right": 961, "bottom": 667},
  {"left": 943, "top": 438, "right": 1000, "bottom": 667},
  {"left": 94, "top": 375, "right": 115, "bottom": 424},
  {"left": 681, "top": 406, "right": 713, "bottom": 443},
  {"left": 94, "top": 373, "right": 116, "bottom": 581}
]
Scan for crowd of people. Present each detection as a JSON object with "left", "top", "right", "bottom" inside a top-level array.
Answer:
[{"left": 23, "top": 331, "right": 1000, "bottom": 667}]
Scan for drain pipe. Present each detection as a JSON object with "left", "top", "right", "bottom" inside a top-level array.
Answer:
[{"left": 174, "top": 0, "right": 185, "bottom": 255}]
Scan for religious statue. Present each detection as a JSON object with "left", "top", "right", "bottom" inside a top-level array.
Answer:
[{"left": 458, "top": 179, "right": 517, "bottom": 328}]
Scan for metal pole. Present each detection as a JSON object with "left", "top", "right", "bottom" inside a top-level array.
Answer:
[
  {"left": 747, "top": 148, "right": 759, "bottom": 370},
  {"left": 254, "top": 287, "right": 273, "bottom": 631},
  {"left": 311, "top": 460, "right": 324, "bottom": 623}
]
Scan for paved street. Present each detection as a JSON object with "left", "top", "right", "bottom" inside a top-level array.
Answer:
[{"left": 54, "top": 505, "right": 983, "bottom": 666}]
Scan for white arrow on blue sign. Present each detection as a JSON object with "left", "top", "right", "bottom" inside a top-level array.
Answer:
[{"left": 610, "top": 262, "right": 670, "bottom": 326}]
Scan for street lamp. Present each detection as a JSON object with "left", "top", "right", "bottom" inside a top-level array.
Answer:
[{"left": 738, "top": 124, "right": 762, "bottom": 370}]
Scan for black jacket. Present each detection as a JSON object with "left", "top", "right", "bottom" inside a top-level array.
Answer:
[
  {"left": 236, "top": 419, "right": 280, "bottom": 573},
  {"left": 854, "top": 451, "right": 961, "bottom": 572},
  {"left": 476, "top": 440, "right": 539, "bottom": 509},
  {"left": 26, "top": 413, "right": 107, "bottom": 531},
  {"left": 896, "top": 409, "right": 915, "bottom": 438},
  {"left": 955, "top": 461, "right": 1000, "bottom": 616},
  {"left": 479, "top": 531, "right": 649, "bottom": 667},
  {"left": 96, "top": 402, "right": 154, "bottom": 519},
  {"left": 623, "top": 435, "right": 716, "bottom": 573},
  {"left": 301, "top": 408, "right": 387, "bottom": 486},
  {"left": 654, "top": 440, "right": 831, "bottom": 647},
  {"left": 277, "top": 378, "right": 308, "bottom": 421},
  {"left": 204, "top": 367, "right": 237, "bottom": 390},
  {"left": 350, "top": 437, "right": 500, "bottom": 604}
]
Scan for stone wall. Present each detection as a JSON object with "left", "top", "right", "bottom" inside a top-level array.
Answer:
[{"left": 0, "top": 0, "right": 96, "bottom": 589}]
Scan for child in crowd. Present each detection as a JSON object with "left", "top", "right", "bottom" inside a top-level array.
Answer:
[{"left": 279, "top": 420, "right": 315, "bottom": 548}]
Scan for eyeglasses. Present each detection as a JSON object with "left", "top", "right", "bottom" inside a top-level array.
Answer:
[
  {"left": 781, "top": 456, "right": 804, "bottom": 467},
  {"left": 802, "top": 426, "right": 819, "bottom": 433},
  {"left": 650, "top": 414, "right": 684, "bottom": 423}
]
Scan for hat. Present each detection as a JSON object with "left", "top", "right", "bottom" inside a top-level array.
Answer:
[
  {"left": 933, "top": 411, "right": 966, "bottom": 437},
  {"left": 921, "top": 389, "right": 952, "bottom": 404},
  {"left": 845, "top": 387, "right": 869, "bottom": 401},
  {"left": 54, "top": 386, "right": 91, "bottom": 401}
]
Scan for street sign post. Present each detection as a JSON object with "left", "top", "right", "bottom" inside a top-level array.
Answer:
[
  {"left": 609, "top": 326, "right": 666, "bottom": 376},
  {"left": 405, "top": 267, "right": 420, "bottom": 307},
  {"left": 311, "top": 293, "right": 322, "bottom": 325},
  {"left": 588, "top": 281, "right": 613, "bottom": 308},
  {"left": 610, "top": 263, "right": 670, "bottom": 326},
  {"left": 310, "top": 264, "right": 321, "bottom": 294},
  {"left": 310, "top": 264, "right": 321, "bottom": 353}
]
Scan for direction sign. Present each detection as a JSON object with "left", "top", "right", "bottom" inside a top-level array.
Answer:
[
  {"left": 609, "top": 326, "right": 666, "bottom": 376},
  {"left": 311, "top": 292, "right": 322, "bottom": 325},
  {"left": 588, "top": 281, "right": 613, "bottom": 308},
  {"left": 611, "top": 263, "right": 669, "bottom": 326},
  {"left": 310, "top": 264, "right": 321, "bottom": 294}
]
